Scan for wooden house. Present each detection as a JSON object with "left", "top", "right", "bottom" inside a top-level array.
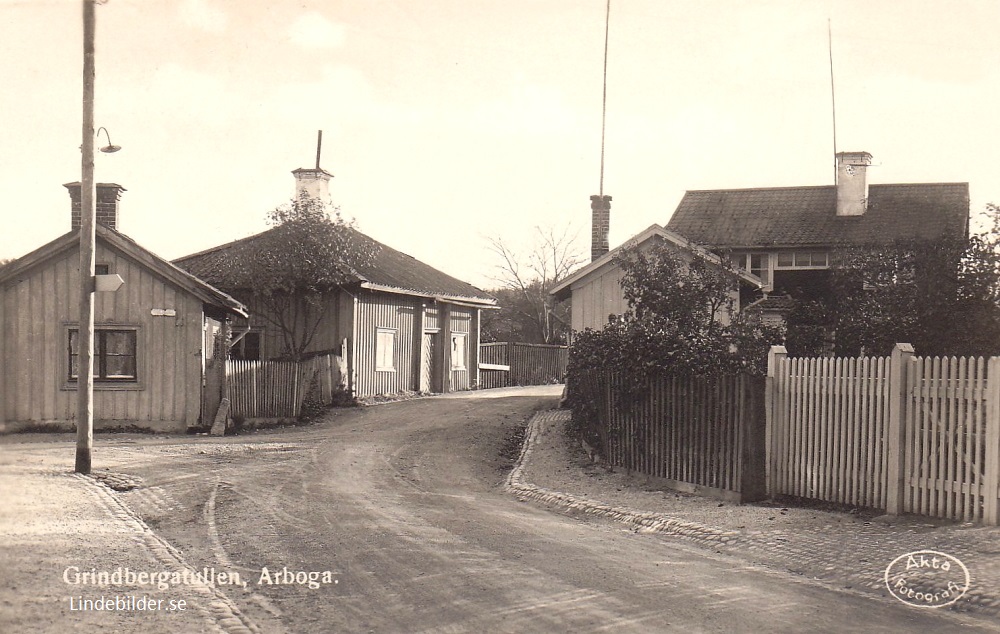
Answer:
[
  {"left": 0, "top": 183, "right": 247, "bottom": 433},
  {"left": 174, "top": 168, "right": 497, "bottom": 397},
  {"left": 550, "top": 222, "right": 762, "bottom": 335},
  {"left": 665, "top": 151, "right": 970, "bottom": 325}
]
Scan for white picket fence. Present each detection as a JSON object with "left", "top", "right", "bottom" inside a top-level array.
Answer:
[{"left": 767, "top": 345, "right": 1000, "bottom": 525}]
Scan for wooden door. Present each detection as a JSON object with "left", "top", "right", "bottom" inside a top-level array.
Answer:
[{"left": 420, "top": 332, "right": 441, "bottom": 393}]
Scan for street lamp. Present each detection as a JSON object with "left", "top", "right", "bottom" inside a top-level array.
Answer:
[{"left": 97, "top": 126, "right": 120, "bottom": 153}]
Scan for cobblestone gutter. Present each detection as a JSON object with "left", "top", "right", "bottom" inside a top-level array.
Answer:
[{"left": 506, "top": 409, "right": 1000, "bottom": 621}]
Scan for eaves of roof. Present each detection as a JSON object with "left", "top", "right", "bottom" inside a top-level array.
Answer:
[
  {"left": 0, "top": 226, "right": 248, "bottom": 318},
  {"left": 550, "top": 224, "right": 762, "bottom": 301}
]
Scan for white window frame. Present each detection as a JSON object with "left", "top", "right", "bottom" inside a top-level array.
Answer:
[
  {"left": 732, "top": 251, "right": 772, "bottom": 290},
  {"left": 375, "top": 328, "right": 396, "bottom": 372},
  {"left": 774, "top": 251, "right": 830, "bottom": 270}
]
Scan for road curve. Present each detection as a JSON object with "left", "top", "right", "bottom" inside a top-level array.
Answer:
[{"left": 128, "top": 390, "right": 986, "bottom": 633}]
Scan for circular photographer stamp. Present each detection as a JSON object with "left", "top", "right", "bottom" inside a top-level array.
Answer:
[{"left": 884, "top": 550, "right": 970, "bottom": 608}]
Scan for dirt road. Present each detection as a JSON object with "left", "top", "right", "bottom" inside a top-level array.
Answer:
[{"left": 1, "top": 389, "right": 990, "bottom": 632}]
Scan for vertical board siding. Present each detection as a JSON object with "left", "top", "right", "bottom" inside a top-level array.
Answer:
[
  {"left": 0, "top": 242, "right": 207, "bottom": 429},
  {"left": 354, "top": 291, "right": 416, "bottom": 397},
  {"left": 244, "top": 291, "right": 343, "bottom": 360}
]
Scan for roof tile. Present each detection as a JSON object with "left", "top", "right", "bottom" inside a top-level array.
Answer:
[{"left": 665, "top": 183, "right": 969, "bottom": 248}]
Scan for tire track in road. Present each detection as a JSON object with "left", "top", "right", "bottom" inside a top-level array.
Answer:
[
  {"left": 204, "top": 477, "right": 286, "bottom": 626},
  {"left": 78, "top": 473, "right": 261, "bottom": 634}
]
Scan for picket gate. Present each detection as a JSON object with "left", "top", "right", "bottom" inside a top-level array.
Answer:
[{"left": 767, "top": 345, "right": 1000, "bottom": 525}]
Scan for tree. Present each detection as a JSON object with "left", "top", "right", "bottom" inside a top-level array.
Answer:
[
  {"left": 212, "top": 194, "right": 378, "bottom": 361},
  {"left": 568, "top": 239, "right": 781, "bottom": 380},
  {"left": 784, "top": 204, "right": 1000, "bottom": 357},
  {"left": 485, "top": 225, "right": 583, "bottom": 344}
]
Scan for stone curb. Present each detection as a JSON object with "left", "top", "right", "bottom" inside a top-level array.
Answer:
[
  {"left": 505, "top": 410, "right": 743, "bottom": 551},
  {"left": 505, "top": 410, "right": 1000, "bottom": 622},
  {"left": 77, "top": 473, "right": 261, "bottom": 634}
]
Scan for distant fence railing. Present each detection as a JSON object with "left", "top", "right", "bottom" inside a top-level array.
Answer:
[
  {"left": 226, "top": 352, "right": 344, "bottom": 420},
  {"left": 572, "top": 371, "right": 767, "bottom": 502},
  {"left": 479, "top": 342, "right": 568, "bottom": 389}
]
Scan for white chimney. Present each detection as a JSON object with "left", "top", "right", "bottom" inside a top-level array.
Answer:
[
  {"left": 291, "top": 167, "right": 333, "bottom": 203},
  {"left": 835, "top": 151, "right": 872, "bottom": 217}
]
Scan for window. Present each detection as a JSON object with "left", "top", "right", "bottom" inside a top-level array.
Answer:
[
  {"left": 68, "top": 328, "right": 137, "bottom": 382},
  {"left": 451, "top": 333, "right": 467, "bottom": 370},
  {"left": 775, "top": 251, "right": 829, "bottom": 269},
  {"left": 95, "top": 264, "right": 109, "bottom": 275},
  {"left": 230, "top": 332, "right": 261, "bottom": 361},
  {"left": 376, "top": 328, "right": 396, "bottom": 371},
  {"left": 732, "top": 252, "right": 770, "bottom": 286},
  {"left": 748, "top": 253, "right": 769, "bottom": 285}
]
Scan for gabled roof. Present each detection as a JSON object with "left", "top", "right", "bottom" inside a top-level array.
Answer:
[
  {"left": 174, "top": 227, "right": 497, "bottom": 307},
  {"left": 665, "top": 183, "right": 970, "bottom": 248},
  {"left": 550, "top": 224, "right": 762, "bottom": 302},
  {"left": 0, "top": 225, "right": 248, "bottom": 318}
]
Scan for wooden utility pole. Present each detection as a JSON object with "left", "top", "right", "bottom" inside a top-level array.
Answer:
[{"left": 76, "top": 0, "right": 97, "bottom": 474}]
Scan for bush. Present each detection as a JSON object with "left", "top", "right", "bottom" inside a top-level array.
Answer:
[{"left": 564, "top": 239, "right": 782, "bottom": 449}]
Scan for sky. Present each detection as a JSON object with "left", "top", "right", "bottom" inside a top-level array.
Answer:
[{"left": 2, "top": 0, "right": 1000, "bottom": 290}]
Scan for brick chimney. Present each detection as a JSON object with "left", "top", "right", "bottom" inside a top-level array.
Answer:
[
  {"left": 65, "top": 182, "right": 126, "bottom": 231},
  {"left": 590, "top": 194, "right": 611, "bottom": 261},
  {"left": 835, "top": 151, "right": 872, "bottom": 217},
  {"left": 292, "top": 167, "right": 333, "bottom": 203}
]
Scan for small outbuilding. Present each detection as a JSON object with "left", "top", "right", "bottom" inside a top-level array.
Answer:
[{"left": 0, "top": 183, "right": 247, "bottom": 433}]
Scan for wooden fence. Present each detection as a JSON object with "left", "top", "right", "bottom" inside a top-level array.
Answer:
[
  {"left": 767, "top": 345, "right": 1000, "bottom": 525},
  {"left": 479, "top": 342, "right": 568, "bottom": 389},
  {"left": 767, "top": 354, "right": 891, "bottom": 508},
  {"left": 226, "top": 353, "right": 344, "bottom": 420},
  {"left": 575, "top": 371, "right": 766, "bottom": 502}
]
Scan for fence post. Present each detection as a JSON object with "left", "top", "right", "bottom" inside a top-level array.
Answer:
[
  {"left": 507, "top": 341, "right": 515, "bottom": 387},
  {"left": 885, "top": 342, "right": 914, "bottom": 516},
  {"left": 765, "top": 345, "right": 787, "bottom": 497},
  {"left": 984, "top": 357, "right": 1000, "bottom": 525}
]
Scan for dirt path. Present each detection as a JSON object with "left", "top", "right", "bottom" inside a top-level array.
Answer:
[{"left": 1, "top": 388, "right": 992, "bottom": 632}]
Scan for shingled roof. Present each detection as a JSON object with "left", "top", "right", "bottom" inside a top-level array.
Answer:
[
  {"left": 665, "top": 183, "right": 970, "bottom": 249},
  {"left": 174, "top": 227, "right": 496, "bottom": 306}
]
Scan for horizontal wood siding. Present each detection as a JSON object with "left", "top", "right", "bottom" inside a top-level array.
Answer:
[
  {"left": 0, "top": 242, "right": 204, "bottom": 431},
  {"left": 354, "top": 291, "right": 418, "bottom": 397}
]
